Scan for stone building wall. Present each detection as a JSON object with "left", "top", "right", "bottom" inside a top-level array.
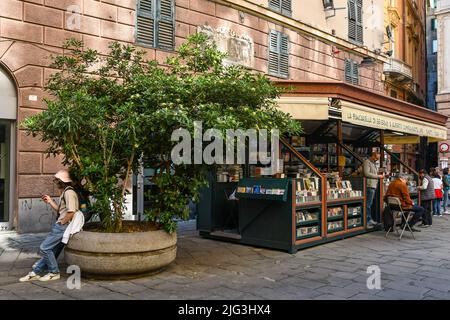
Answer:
[{"left": 0, "top": 0, "right": 386, "bottom": 232}]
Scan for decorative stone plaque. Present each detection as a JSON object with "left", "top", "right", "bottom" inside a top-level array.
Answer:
[{"left": 197, "top": 25, "right": 254, "bottom": 68}]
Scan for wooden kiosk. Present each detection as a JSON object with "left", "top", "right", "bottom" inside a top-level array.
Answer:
[{"left": 197, "top": 81, "right": 448, "bottom": 253}]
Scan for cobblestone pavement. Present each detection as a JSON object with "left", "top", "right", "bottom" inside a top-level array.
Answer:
[{"left": 1, "top": 217, "right": 450, "bottom": 300}]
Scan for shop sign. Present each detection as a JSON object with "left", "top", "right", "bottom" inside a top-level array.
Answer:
[
  {"left": 341, "top": 102, "right": 447, "bottom": 140},
  {"left": 197, "top": 25, "right": 254, "bottom": 68}
]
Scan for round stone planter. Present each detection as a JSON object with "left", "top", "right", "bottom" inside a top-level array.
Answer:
[{"left": 64, "top": 223, "right": 177, "bottom": 278}]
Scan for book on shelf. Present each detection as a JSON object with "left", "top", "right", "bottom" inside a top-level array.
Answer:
[
  {"left": 296, "top": 177, "right": 321, "bottom": 204},
  {"left": 327, "top": 207, "right": 343, "bottom": 218},
  {"left": 348, "top": 218, "right": 362, "bottom": 226},
  {"left": 327, "top": 221, "right": 343, "bottom": 231},
  {"left": 296, "top": 210, "right": 319, "bottom": 223},
  {"left": 297, "top": 225, "right": 319, "bottom": 237},
  {"left": 348, "top": 206, "right": 362, "bottom": 216}
]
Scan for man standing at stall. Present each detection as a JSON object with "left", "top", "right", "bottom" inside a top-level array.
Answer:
[
  {"left": 418, "top": 169, "right": 435, "bottom": 227},
  {"left": 363, "top": 151, "right": 384, "bottom": 228}
]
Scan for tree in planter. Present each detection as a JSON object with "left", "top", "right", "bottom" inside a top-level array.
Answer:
[{"left": 23, "top": 34, "right": 301, "bottom": 234}]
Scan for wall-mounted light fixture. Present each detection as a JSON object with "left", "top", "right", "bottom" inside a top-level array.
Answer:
[{"left": 239, "top": 11, "right": 245, "bottom": 24}]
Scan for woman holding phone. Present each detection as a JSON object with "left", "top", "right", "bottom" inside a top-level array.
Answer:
[{"left": 19, "top": 170, "right": 79, "bottom": 282}]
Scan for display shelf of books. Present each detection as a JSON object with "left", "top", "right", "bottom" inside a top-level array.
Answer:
[
  {"left": 327, "top": 221, "right": 344, "bottom": 233},
  {"left": 347, "top": 205, "right": 363, "bottom": 229},
  {"left": 296, "top": 208, "right": 321, "bottom": 239},
  {"left": 326, "top": 173, "right": 363, "bottom": 202},
  {"left": 236, "top": 178, "right": 289, "bottom": 202}
]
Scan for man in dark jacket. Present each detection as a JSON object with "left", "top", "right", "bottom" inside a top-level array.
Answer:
[
  {"left": 385, "top": 174, "right": 425, "bottom": 231},
  {"left": 418, "top": 169, "right": 434, "bottom": 227}
]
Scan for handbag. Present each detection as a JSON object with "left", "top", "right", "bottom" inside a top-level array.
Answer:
[{"left": 435, "top": 189, "right": 443, "bottom": 199}]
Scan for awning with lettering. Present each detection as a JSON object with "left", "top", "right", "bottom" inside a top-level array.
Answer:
[
  {"left": 276, "top": 97, "right": 329, "bottom": 120},
  {"left": 341, "top": 101, "right": 447, "bottom": 141}
]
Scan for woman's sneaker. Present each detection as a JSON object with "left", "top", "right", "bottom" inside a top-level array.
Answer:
[
  {"left": 39, "top": 273, "right": 60, "bottom": 282},
  {"left": 19, "top": 271, "right": 41, "bottom": 282}
]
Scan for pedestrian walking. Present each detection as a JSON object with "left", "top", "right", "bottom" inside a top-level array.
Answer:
[
  {"left": 432, "top": 172, "right": 443, "bottom": 217},
  {"left": 442, "top": 168, "right": 450, "bottom": 214}
]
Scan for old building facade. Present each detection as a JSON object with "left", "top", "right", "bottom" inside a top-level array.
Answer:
[
  {"left": 0, "top": 0, "right": 394, "bottom": 233},
  {"left": 436, "top": 0, "right": 450, "bottom": 168},
  {"left": 383, "top": 0, "right": 428, "bottom": 171}
]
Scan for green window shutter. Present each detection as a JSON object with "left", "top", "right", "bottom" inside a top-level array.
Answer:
[
  {"left": 348, "top": 0, "right": 356, "bottom": 42},
  {"left": 157, "top": 0, "right": 174, "bottom": 50},
  {"left": 137, "top": 0, "right": 155, "bottom": 47},
  {"left": 269, "top": 0, "right": 281, "bottom": 12},
  {"left": 281, "top": 0, "right": 292, "bottom": 16},
  {"left": 356, "top": 0, "right": 363, "bottom": 43},
  {"left": 345, "top": 59, "right": 353, "bottom": 83},
  {"left": 269, "top": 0, "right": 291, "bottom": 16},
  {"left": 279, "top": 33, "right": 289, "bottom": 78},
  {"left": 352, "top": 61, "right": 359, "bottom": 85},
  {"left": 268, "top": 30, "right": 280, "bottom": 76},
  {"left": 268, "top": 30, "right": 289, "bottom": 78}
]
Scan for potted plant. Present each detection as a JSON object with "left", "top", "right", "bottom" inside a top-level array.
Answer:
[{"left": 22, "top": 34, "right": 300, "bottom": 277}]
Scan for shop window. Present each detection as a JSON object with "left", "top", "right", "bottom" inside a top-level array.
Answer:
[
  {"left": 268, "top": 0, "right": 292, "bottom": 17},
  {"left": 348, "top": 0, "right": 363, "bottom": 44},
  {"left": 268, "top": 30, "right": 289, "bottom": 79},
  {"left": 344, "top": 59, "right": 359, "bottom": 85},
  {"left": 136, "top": 0, "right": 175, "bottom": 50}
]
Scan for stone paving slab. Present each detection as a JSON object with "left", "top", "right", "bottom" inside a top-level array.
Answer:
[{"left": 1, "top": 219, "right": 450, "bottom": 300}]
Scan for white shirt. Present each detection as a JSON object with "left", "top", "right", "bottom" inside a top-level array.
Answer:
[
  {"left": 432, "top": 178, "right": 443, "bottom": 190},
  {"left": 62, "top": 211, "right": 84, "bottom": 244}
]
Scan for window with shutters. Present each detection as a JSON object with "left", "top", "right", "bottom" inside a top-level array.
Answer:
[
  {"left": 348, "top": 0, "right": 363, "bottom": 44},
  {"left": 136, "top": 0, "right": 175, "bottom": 50},
  {"left": 268, "top": 0, "right": 292, "bottom": 17},
  {"left": 344, "top": 59, "right": 359, "bottom": 85},
  {"left": 268, "top": 30, "right": 289, "bottom": 79}
]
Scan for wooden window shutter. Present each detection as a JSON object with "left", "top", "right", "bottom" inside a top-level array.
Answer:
[
  {"left": 348, "top": 0, "right": 357, "bottom": 42},
  {"left": 281, "top": 0, "right": 292, "bottom": 16},
  {"left": 345, "top": 59, "right": 353, "bottom": 83},
  {"left": 269, "top": 0, "right": 281, "bottom": 12},
  {"left": 268, "top": 30, "right": 280, "bottom": 76},
  {"left": 352, "top": 60, "right": 359, "bottom": 85},
  {"left": 356, "top": 0, "right": 363, "bottom": 43},
  {"left": 157, "top": 0, "right": 174, "bottom": 50},
  {"left": 279, "top": 33, "right": 289, "bottom": 78},
  {"left": 268, "top": 30, "right": 289, "bottom": 78},
  {"left": 137, "top": 0, "right": 155, "bottom": 47}
]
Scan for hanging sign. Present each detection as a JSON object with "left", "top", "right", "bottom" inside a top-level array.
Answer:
[{"left": 341, "top": 101, "right": 447, "bottom": 140}]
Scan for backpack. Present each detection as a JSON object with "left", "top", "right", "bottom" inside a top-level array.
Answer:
[
  {"left": 62, "top": 186, "right": 93, "bottom": 222},
  {"left": 383, "top": 205, "right": 394, "bottom": 232},
  {"left": 444, "top": 175, "right": 450, "bottom": 188}
]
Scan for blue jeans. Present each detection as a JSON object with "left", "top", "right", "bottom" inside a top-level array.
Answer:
[
  {"left": 366, "top": 187, "right": 376, "bottom": 223},
  {"left": 33, "top": 222, "right": 67, "bottom": 274},
  {"left": 443, "top": 188, "right": 449, "bottom": 210},
  {"left": 433, "top": 199, "right": 442, "bottom": 216}
]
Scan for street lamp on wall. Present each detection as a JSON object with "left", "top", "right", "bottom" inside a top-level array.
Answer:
[{"left": 323, "top": 0, "right": 334, "bottom": 10}]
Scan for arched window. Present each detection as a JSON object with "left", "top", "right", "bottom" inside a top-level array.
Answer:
[{"left": 0, "top": 66, "right": 17, "bottom": 120}]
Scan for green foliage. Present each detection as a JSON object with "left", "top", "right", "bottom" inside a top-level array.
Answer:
[{"left": 22, "top": 33, "right": 301, "bottom": 234}]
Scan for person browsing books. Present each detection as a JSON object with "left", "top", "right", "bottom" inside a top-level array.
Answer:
[{"left": 363, "top": 151, "right": 384, "bottom": 228}]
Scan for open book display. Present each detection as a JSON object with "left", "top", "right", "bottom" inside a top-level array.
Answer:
[{"left": 296, "top": 177, "right": 321, "bottom": 204}]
